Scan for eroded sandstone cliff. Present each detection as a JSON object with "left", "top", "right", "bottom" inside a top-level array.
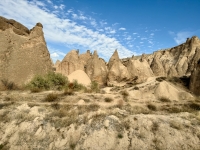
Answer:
[{"left": 0, "top": 16, "right": 52, "bottom": 88}]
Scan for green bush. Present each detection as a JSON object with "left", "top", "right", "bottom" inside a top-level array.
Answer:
[
  {"left": 28, "top": 72, "right": 68, "bottom": 91},
  {"left": 90, "top": 80, "right": 100, "bottom": 93},
  {"left": 69, "top": 80, "right": 85, "bottom": 91}
]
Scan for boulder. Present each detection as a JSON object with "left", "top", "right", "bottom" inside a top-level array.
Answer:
[{"left": 67, "top": 70, "right": 91, "bottom": 86}]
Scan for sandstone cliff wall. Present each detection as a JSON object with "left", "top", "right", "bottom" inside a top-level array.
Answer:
[{"left": 0, "top": 16, "right": 52, "bottom": 87}]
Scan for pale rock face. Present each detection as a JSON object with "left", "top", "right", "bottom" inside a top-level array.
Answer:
[
  {"left": 150, "top": 52, "right": 166, "bottom": 76},
  {"left": 139, "top": 36, "right": 200, "bottom": 77},
  {"left": 54, "top": 60, "right": 61, "bottom": 69},
  {"left": 67, "top": 70, "right": 91, "bottom": 86},
  {"left": 0, "top": 16, "right": 52, "bottom": 87},
  {"left": 107, "top": 50, "right": 130, "bottom": 85},
  {"left": 56, "top": 50, "right": 91, "bottom": 76},
  {"left": 127, "top": 58, "right": 154, "bottom": 83},
  {"left": 155, "top": 81, "right": 193, "bottom": 101},
  {"left": 189, "top": 48, "right": 200, "bottom": 95},
  {"left": 85, "top": 51, "right": 108, "bottom": 85}
]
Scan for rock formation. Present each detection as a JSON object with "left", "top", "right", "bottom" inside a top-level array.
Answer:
[
  {"left": 53, "top": 60, "right": 61, "bottom": 71},
  {"left": 85, "top": 51, "right": 108, "bottom": 85},
  {"left": 145, "top": 36, "right": 200, "bottom": 77},
  {"left": 67, "top": 70, "right": 91, "bottom": 86},
  {"left": 107, "top": 50, "right": 130, "bottom": 85},
  {"left": 56, "top": 50, "right": 91, "bottom": 76},
  {"left": 127, "top": 58, "right": 154, "bottom": 84},
  {"left": 0, "top": 16, "right": 52, "bottom": 87},
  {"left": 189, "top": 48, "right": 200, "bottom": 95}
]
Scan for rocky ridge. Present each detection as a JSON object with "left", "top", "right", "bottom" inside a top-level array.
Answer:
[{"left": 56, "top": 36, "right": 200, "bottom": 95}]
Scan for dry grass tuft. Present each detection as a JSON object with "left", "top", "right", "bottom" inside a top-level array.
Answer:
[
  {"left": 121, "top": 90, "right": 129, "bottom": 98},
  {"left": 104, "top": 97, "right": 113, "bottom": 102},
  {"left": 30, "top": 87, "right": 42, "bottom": 93},
  {"left": 147, "top": 103, "right": 157, "bottom": 111},
  {"left": 87, "top": 103, "right": 100, "bottom": 111},
  {"left": 44, "top": 93, "right": 58, "bottom": 102},
  {"left": 152, "top": 122, "right": 159, "bottom": 132},
  {"left": 159, "top": 96, "right": 171, "bottom": 102},
  {"left": 64, "top": 88, "right": 74, "bottom": 95}
]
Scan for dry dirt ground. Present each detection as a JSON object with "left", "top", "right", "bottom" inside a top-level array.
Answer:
[{"left": 0, "top": 78, "right": 200, "bottom": 150}]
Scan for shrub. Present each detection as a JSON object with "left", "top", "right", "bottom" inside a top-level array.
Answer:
[
  {"left": 188, "top": 103, "right": 200, "bottom": 111},
  {"left": 152, "top": 122, "right": 159, "bottom": 132},
  {"left": 44, "top": 93, "right": 58, "bottom": 102},
  {"left": 30, "top": 87, "right": 42, "bottom": 93},
  {"left": 87, "top": 103, "right": 100, "bottom": 111},
  {"left": 64, "top": 88, "right": 74, "bottom": 95},
  {"left": 1, "top": 79, "right": 17, "bottom": 90},
  {"left": 104, "top": 97, "right": 113, "bottom": 102},
  {"left": 147, "top": 103, "right": 157, "bottom": 111},
  {"left": 51, "top": 103, "right": 60, "bottom": 110},
  {"left": 117, "top": 133, "right": 123, "bottom": 139},
  {"left": 156, "top": 77, "right": 166, "bottom": 82},
  {"left": 46, "top": 72, "right": 67, "bottom": 89},
  {"left": 159, "top": 97, "right": 171, "bottom": 102},
  {"left": 69, "top": 80, "right": 85, "bottom": 91},
  {"left": 90, "top": 81, "right": 100, "bottom": 93},
  {"left": 28, "top": 72, "right": 68, "bottom": 91},
  {"left": 133, "top": 86, "right": 139, "bottom": 90},
  {"left": 121, "top": 90, "right": 129, "bottom": 98}
]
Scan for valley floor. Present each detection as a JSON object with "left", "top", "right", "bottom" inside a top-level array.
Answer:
[{"left": 0, "top": 78, "right": 200, "bottom": 150}]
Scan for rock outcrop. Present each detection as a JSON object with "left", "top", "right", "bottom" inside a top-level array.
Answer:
[
  {"left": 85, "top": 51, "right": 108, "bottom": 85},
  {"left": 127, "top": 58, "right": 154, "bottom": 84},
  {"left": 107, "top": 50, "right": 130, "bottom": 85},
  {"left": 189, "top": 48, "right": 200, "bottom": 95},
  {"left": 155, "top": 81, "right": 193, "bottom": 101},
  {"left": 56, "top": 50, "right": 91, "bottom": 76},
  {"left": 67, "top": 70, "right": 91, "bottom": 86},
  {"left": 0, "top": 16, "right": 52, "bottom": 87},
  {"left": 147, "top": 36, "right": 200, "bottom": 77}
]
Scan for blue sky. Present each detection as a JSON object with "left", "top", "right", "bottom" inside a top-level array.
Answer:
[{"left": 0, "top": 0, "right": 200, "bottom": 62}]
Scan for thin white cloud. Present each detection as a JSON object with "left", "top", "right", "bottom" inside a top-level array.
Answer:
[
  {"left": 150, "top": 33, "right": 154, "bottom": 36},
  {"left": 133, "top": 32, "right": 137, "bottom": 34},
  {"left": 54, "top": 5, "right": 58, "bottom": 9},
  {"left": 170, "top": 31, "right": 193, "bottom": 44},
  {"left": 47, "top": 0, "right": 52, "bottom": 4},
  {"left": 49, "top": 47, "right": 66, "bottom": 62},
  {"left": 0, "top": 0, "right": 135, "bottom": 59},
  {"left": 126, "top": 36, "right": 132, "bottom": 40},
  {"left": 119, "top": 27, "right": 126, "bottom": 31},
  {"left": 59, "top": 4, "right": 65, "bottom": 10}
]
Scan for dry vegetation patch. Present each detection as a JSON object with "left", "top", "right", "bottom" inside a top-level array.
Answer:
[
  {"left": 104, "top": 97, "right": 113, "bottom": 102},
  {"left": 44, "top": 93, "right": 58, "bottom": 102}
]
